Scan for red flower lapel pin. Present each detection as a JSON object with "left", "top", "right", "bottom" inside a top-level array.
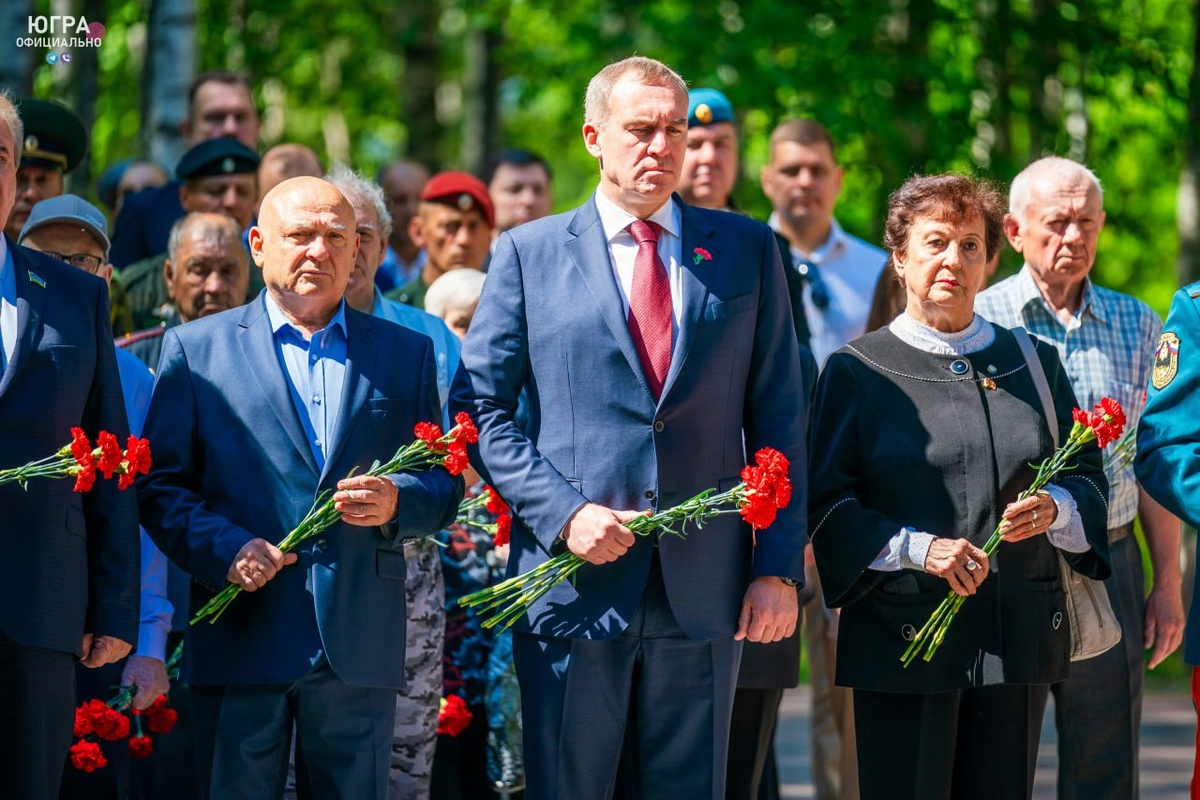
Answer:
[{"left": 692, "top": 247, "right": 712, "bottom": 265}]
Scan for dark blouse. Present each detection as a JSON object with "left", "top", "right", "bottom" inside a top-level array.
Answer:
[{"left": 809, "top": 325, "right": 1111, "bottom": 693}]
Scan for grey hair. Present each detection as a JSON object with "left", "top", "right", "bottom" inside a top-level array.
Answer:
[
  {"left": 584, "top": 56, "right": 687, "bottom": 127},
  {"left": 0, "top": 90, "right": 24, "bottom": 165},
  {"left": 425, "top": 269, "right": 486, "bottom": 320},
  {"left": 325, "top": 161, "right": 392, "bottom": 241},
  {"left": 1009, "top": 156, "right": 1103, "bottom": 220},
  {"left": 166, "top": 212, "right": 242, "bottom": 266}
]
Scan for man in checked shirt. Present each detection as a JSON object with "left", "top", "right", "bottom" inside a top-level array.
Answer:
[{"left": 976, "top": 155, "right": 1184, "bottom": 800}]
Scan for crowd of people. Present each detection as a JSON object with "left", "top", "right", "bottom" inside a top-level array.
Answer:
[{"left": 0, "top": 53, "right": 1196, "bottom": 800}]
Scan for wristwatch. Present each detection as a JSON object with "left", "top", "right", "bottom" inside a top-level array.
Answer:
[{"left": 778, "top": 576, "right": 801, "bottom": 588}]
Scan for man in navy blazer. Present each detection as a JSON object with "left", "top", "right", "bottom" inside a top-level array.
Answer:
[
  {"left": 0, "top": 93, "right": 140, "bottom": 800},
  {"left": 137, "top": 177, "right": 462, "bottom": 799},
  {"left": 452, "top": 57, "right": 808, "bottom": 799}
]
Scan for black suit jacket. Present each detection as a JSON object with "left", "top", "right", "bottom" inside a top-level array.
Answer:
[{"left": 0, "top": 240, "right": 140, "bottom": 654}]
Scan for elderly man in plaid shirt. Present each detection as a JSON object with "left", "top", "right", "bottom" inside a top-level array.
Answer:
[{"left": 976, "top": 156, "right": 1184, "bottom": 800}]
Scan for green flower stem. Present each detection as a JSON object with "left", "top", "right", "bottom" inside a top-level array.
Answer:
[
  {"left": 458, "top": 485, "right": 747, "bottom": 630},
  {"left": 192, "top": 435, "right": 460, "bottom": 625},
  {"left": 901, "top": 431, "right": 1090, "bottom": 667},
  {"left": 0, "top": 452, "right": 79, "bottom": 490}
]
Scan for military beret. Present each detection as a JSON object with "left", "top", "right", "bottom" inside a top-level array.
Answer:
[
  {"left": 16, "top": 98, "right": 88, "bottom": 173},
  {"left": 421, "top": 170, "right": 494, "bottom": 228},
  {"left": 688, "top": 88, "right": 735, "bottom": 128},
  {"left": 176, "top": 137, "right": 260, "bottom": 181}
]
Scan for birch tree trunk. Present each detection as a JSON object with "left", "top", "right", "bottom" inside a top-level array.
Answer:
[{"left": 141, "top": 0, "right": 196, "bottom": 171}]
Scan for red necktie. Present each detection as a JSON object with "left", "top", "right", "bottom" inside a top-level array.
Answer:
[{"left": 627, "top": 220, "right": 672, "bottom": 400}]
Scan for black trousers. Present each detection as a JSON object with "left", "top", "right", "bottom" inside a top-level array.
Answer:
[
  {"left": 853, "top": 683, "right": 1048, "bottom": 800},
  {"left": 724, "top": 687, "right": 783, "bottom": 800},
  {"left": 0, "top": 628, "right": 76, "bottom": 800}
]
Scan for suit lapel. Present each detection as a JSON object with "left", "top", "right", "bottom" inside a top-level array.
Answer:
[
  {"left": 565, "top": 200, "right": 655, "bottom": 399},
  {"left": 320, "top": 309, "right": 377, "bottom": 484},
  {"left": 236, "top": 299, "right": 320, "bottom": 476},
  {"left": 0, "top": 247, "right": 48, "bottom": 399},
  {"left": 661, "top": 198, "right": 717, "bottom": 402}
]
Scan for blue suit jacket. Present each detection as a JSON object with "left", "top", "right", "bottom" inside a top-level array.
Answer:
[
  {"left": 1135, "top": 281, "right": 1200, "bottom": 664},
  {"left": 451, "top": 195, "right": 809, "bottom": 641},
  {"left": 0, "top": 240, "right": 140, "bottom": 654},
  {"left": 137, "top": 295, "right": 462, "bottom": 687}
]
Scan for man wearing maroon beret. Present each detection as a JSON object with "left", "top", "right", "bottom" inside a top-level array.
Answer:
[{"left": 385, "top": 171, "right": 494, "bottom": 309}]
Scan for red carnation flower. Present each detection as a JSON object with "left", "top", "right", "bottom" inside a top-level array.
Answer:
[
  {"left": 145, "top": 697, "right": 178, "bottom": 734},
  {"left": 70, "top": 427, "right": 92, "bottom": 462},
  {"left": 73, "top": 705, "right": 96, "bottom": 738},
  {"left": 484, "top": 485, "right": 509, "bottom": 516},
  {"left": 414, "top": 422, "right": 443, "bottom": 445},
  {"left": 96, "top": 431, "right": 123, "bottom": 479},
  {"left": 73, "top": 461, "right": 97, "bottom": 493},
  {"left": 91, "top": 705, "right": 131, "bottom": 741},
  {"left": 123, "top": 436, "right": 152, "bottom": 476},
  {"left": 452, "top": 412, "right": 479, "bottom": 445},
  {"left": 1071, "top": 407, "right": 1090, "bottom": 428},
  {"left": 128, "top": 735, "right": 153, "bottom": 759},
  {"left": 437, "top": 694, "right": 473, "bottom": 737},
  {"left": 444, "top": 450, "right": 469, "bottom": 477},
  {"left": 494, "top": 514, "right": 512, "bottom": 547},
  {"left": 69, "top": 739, "right": 107, "bottom": 772}
]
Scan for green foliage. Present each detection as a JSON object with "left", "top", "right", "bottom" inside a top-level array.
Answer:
[{"left": 19, "top": 0, "right": 1196, "bottom": 313}]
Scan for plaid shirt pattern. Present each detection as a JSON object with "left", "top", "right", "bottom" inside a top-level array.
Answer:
[{"left": 976, "top": 266, "right": 1162, "bottom": 528}]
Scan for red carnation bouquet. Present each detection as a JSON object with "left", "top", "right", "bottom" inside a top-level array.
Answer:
[
  {"left": 192, "top": 413, "right": 478, "bottom": 624},
  {"left": 69, "top": 642, "right": 183, "bottom": 772},
  {"left": 458, "top": 447, "right": 793, "bottom": 631},
  {"left": 0, "top": 428, "right": 151, "bottom": 493},
  {"left": 901, "top": 398, "right": 1125, "bottom": 666},
  {"left": 454, "top": 484, "right": 514, "bottom": 547}
]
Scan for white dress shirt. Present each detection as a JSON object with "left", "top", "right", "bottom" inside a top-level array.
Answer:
[{"left": 593, "top": 190, "right": 684, "bottom": 331}]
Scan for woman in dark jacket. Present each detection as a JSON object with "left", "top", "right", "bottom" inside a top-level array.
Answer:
[{"left": 808, "top": 173, "right": 1111, "bottom": 800}]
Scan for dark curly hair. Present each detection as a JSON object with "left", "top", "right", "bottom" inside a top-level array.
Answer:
[{"left": 883, "top": 173, "right": 1007, "bottom": 263}]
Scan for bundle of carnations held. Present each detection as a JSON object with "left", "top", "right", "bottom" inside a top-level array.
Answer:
[
  {"left": 900, "top": 398, "right": 1126, "bottom": 667},
  {"left": 192, "top": 413, "right": 478, "bottom": 624},
  {"left": 454, "top": 484, "right": 514, "bottom": 547},
  {"left": 0, "top": 427, "right": 151, "bottom": 492},
  {"left": 69, "top": 641, "right": 183, "bottom": 771},
  {"left": 458, "top": 447, "right": 792, "bottom": 631}
]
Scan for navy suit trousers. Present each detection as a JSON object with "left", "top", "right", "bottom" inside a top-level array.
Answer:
[
  {"left": 190, "top": 656, "right": 395, "bottom": 800},
  {"left": 514, "top": 552, "right": 742, "bottom": 800}
]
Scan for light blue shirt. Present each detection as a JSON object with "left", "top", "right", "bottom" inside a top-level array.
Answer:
[
  {"left": 768, "top": 215, "right": 889, "bottom": 368},
  {"left": 116, "top": 347, "right": 173, "bottom": 661},
  {"left": 0, "top": 238, "right": 15, "bottom": 375},
  {"left": 264, "top": 292, "right": 348, "bottom": 472},
  {"left": 372, "top": 290, "right": 461, "bottom": 420}
]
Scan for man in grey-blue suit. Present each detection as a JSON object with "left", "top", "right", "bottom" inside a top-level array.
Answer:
[
  {"left": 0, "top": 94, "right": 140, "bottom": 800},
  {"left": 137, "top": 177, "right": 462, "bottom": 799},
  {"left": 451, "top": 57, "right": 809, "bottom": 800}
]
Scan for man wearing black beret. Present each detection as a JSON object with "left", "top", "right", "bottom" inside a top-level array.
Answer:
[{"left": 117, "top": 137, "right": 259, "bottom": 337}]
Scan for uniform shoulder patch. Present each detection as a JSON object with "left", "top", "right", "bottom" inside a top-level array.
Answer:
[{"left": 1152, "top": 331, "right": 1180, "bottom": 389}]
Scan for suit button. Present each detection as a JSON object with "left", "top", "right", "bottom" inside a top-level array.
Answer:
[
  {"left": 901, "top": 624, "right": 916, "bottom": 641},
  {"left": 653, "top": 420, "right": 664, "bottom": 433},
  {"left": 644, "top": 490, "right": 656, "bottom": 500},
  {"left": 1052, "top": 612, "right": 1063, "bottom": 630},
  {"left": 316, "top": 538, "right": 329, "bottom": 549}
]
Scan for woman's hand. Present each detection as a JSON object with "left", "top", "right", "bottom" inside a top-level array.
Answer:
[
  {"left": 924, "top": 538, "right": 989, "bottom": 596},
  {"left": 999, "top": 491, "right": 1057, "bottom": 543}
]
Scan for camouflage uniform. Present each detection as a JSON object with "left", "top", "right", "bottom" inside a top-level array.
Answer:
[{"left": 389, "top": 537, "right": 445, "bottom": 799}]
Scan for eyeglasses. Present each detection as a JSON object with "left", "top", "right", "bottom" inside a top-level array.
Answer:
[{"left": 42, "top": 251, "right": 104, "bottom": 274}]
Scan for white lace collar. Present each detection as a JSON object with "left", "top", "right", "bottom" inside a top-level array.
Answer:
[{"left": 888, "top": 312, "right": 996, "bottom": 356}]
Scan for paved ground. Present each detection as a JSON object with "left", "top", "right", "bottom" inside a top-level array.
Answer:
[{"left": 776, "top": 687, "right": 1195, "bottom": 798}]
